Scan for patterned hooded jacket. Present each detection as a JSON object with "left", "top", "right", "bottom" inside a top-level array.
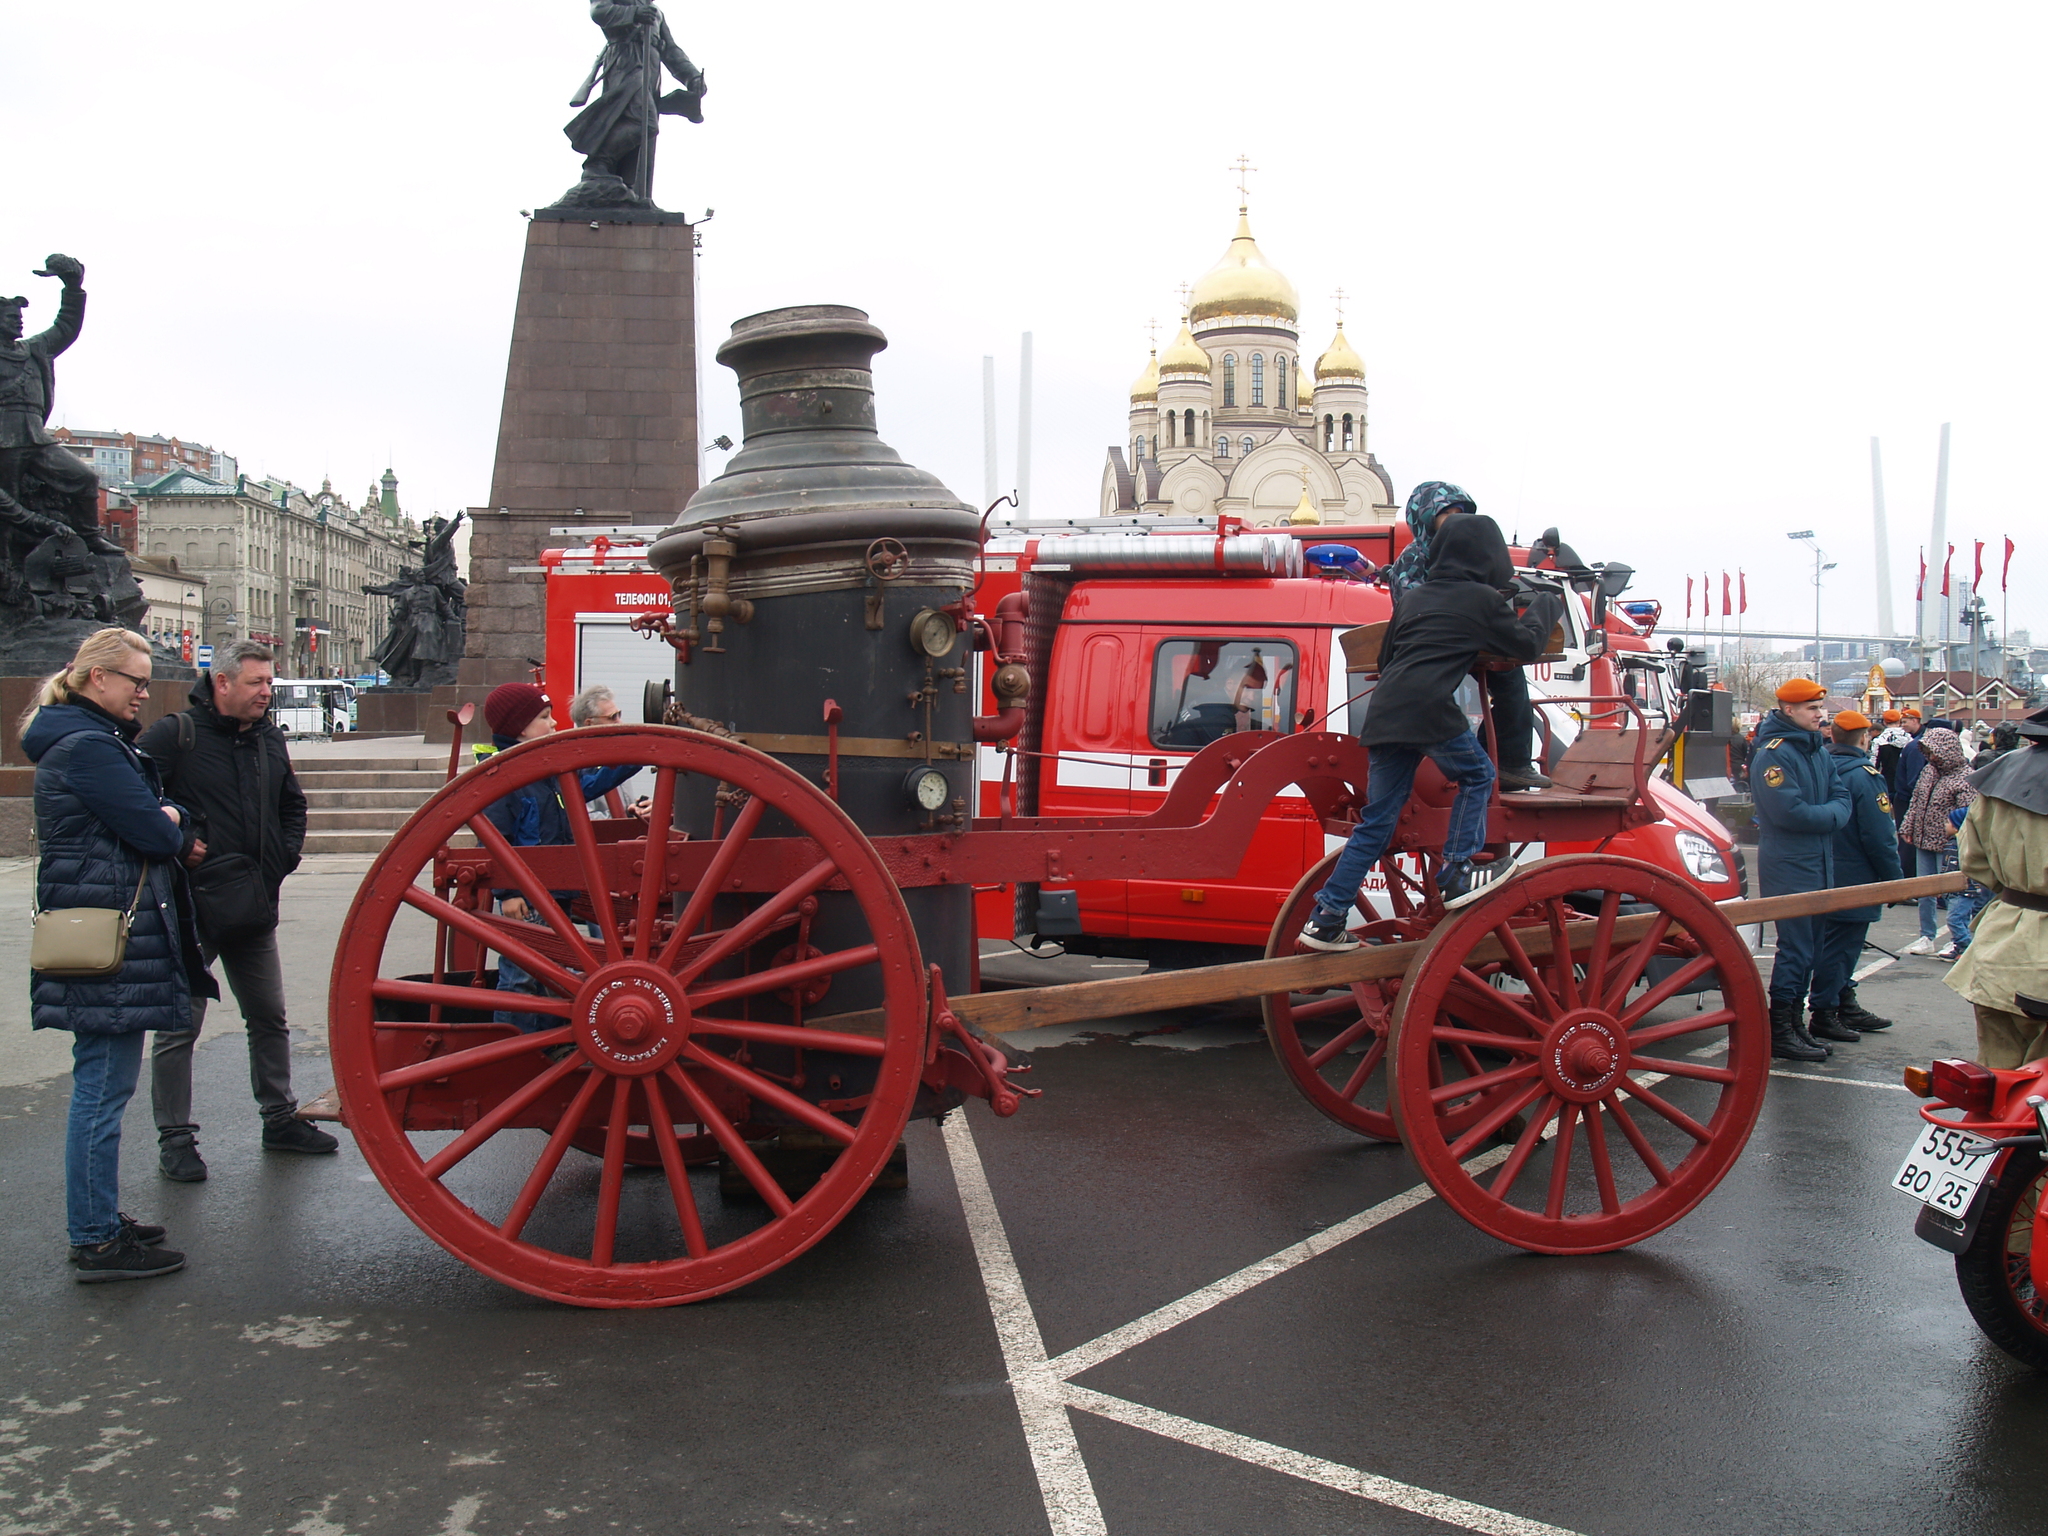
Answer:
[
  {"left": 1381, "top": 481, "right": 1477, "bottom": 599},
  {"left": 1899, "top": 727, "right": 1976, "bottom": 851}
]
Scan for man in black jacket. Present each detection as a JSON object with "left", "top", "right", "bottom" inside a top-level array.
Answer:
[
  {"left": 1300, "top": 515, "right": 1564, "bottom": 950},
  {"left": 138, "top": 641, "right": 335, "bottom": 1179}
]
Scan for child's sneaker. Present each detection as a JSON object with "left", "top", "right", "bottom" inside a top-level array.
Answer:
[
  {"left": 1936, "top": 940, "right": 1964, "bottom": 961},
  {"left": 1440, "top": 853, "right": 1521, "bottom": 911},
  {"left": 1297, "top": 912, "right": 1360, "bottom": 952}
]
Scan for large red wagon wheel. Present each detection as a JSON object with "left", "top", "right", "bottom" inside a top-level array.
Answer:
[
  {"left": 1264, "top": 851, "right": 1504, "bottom": 1142},
  {"left": 329, "top": 726, "right": 927, "bottom": 1307},
  {"left": 1388, "top": 854, "right": 1768, "bottom": 1254}
]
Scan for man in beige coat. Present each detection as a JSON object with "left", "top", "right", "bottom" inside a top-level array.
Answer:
[{"left": 1945, "top": 706, "right": 2048, "bottom": 1067}]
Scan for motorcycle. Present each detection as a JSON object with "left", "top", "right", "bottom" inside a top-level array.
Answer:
[{"left": 1894, "top": 991, "right": 2048, "bottom": 1370}]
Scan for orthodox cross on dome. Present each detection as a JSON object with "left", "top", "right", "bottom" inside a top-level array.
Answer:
[
  {"left": 1228, "top": 154, "right": 1257, "bottom": 206},
  {"left": 1145, "top": 316, "right": 1160, "bottom": 349},
  {"left": 1176, "top": 281, "right": 1194, "bottom": 319},
  {"left": 1330, "top": 286, "right": 1349, "bottom": 325}
]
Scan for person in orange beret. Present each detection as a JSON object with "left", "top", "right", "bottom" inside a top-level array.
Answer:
[
  {"left": 1807, "top": 708, "right": 1905, "bottom": 1040},
  {"left": 1751, "top": 678, "right": 1854, "bottom": 1059}
]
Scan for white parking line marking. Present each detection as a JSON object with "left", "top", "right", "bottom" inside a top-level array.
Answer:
[
  {"left": 1061, "top": 1385, "right": 1589, "bottom": 1536},
  {"left": 1853, "top": 955, "right": 1898, "bottom": 982},
  {"left": 1768, "top": 1069, "right": 1910, "bottom": 1092},
  {"left": 942, "top": 1114, "right": 1108, "bottom": 1536},
  {"left": 1047, "top": 1150, "right": 1512, "bottom": 1381}
]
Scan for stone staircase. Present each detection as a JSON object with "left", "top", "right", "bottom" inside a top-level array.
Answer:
[{"left": 292, "top": 755, "right": 451, "bottom": 855}]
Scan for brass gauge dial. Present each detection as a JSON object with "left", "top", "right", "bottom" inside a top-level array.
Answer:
[
  {"left": 908, "top": 608, "right": 958, "bottom": 658},
  {"left": 904, "top": 765, "right": 951, "bottom": 811}
]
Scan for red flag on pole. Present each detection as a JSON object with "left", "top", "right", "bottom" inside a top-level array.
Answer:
[
  {"left": 1686, "top": 575, "right": 1693, "bottom": 618},
  {"left": 1722, "top": 572, "right": 1732, "bottom": 617},
  {"left": 2006, "top": 537, "right": 2016, "bottom": 591},
  {"left": 1942, "top": 543, "right": 1953, "bottom": 597},
  {"left": 1916, "top": 549, "right": 1927, "bottom": 602},
  {"left": 1974, "top": 540, "right": 1985, "bottom": 590},
  {"left": 1739, "top": 570, "right": 1748, "bottom": 613}
]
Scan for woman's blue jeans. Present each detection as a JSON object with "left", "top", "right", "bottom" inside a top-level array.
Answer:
[
  {"left": 1314, "top": 731, "right": 1496, "bottom": 923},
  {"left": 1915, "top": 846, "right": 1969, "bottom": 942},
  {"left": 67, "top": 1030, "right": 145, "bottom": 1248}
]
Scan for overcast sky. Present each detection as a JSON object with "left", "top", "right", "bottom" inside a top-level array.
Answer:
[{"left": 11, "top": 2, "right": 2044, "bottom": 652}]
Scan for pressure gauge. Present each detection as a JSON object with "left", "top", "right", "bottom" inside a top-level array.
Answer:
[
  {"left": 904, "top": 765, "right": 951, "bottom": 811},
  {"left": 908, "top": 608, "right": 958, "bottom": 659}
]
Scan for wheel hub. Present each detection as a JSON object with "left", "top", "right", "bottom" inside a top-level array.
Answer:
[
  {"left": 1544, "top": 1011, "right": 1629, "bottom": 1103},
  {"left": 575, "top": 962, "right": 692, "bottom": 1075}
]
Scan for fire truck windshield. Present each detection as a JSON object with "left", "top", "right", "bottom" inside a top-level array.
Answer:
[{"left": 1149, "top": 638, "right": 1298, "bottom": 748}]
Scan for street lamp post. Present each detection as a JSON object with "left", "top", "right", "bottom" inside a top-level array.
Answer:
[{"left": 1786, "top": 531, "right": 1836, "bottom": 672}]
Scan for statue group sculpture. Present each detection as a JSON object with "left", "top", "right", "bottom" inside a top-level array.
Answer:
[
  {"left": 0, "top": 254, "right": 151, "bottom": 664},
  {"left": 551, "top": 2, "right": 705, "bottom": 210},
  {"left": 364, "top": 511, "right": 468, "bottom": 690}
]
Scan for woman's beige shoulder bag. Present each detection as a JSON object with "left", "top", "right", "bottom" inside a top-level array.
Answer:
[{"left": 30, "top": 861, "right": 151, "bottom": 978}]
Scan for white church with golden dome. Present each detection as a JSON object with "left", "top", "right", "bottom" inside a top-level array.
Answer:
[{"left": 1101, "top": 201, "right": 1398, "bottom": 526}]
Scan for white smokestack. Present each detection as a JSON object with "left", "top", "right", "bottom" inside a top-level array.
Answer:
[
  {"left": 982, "top": 354, "right": 998, "bottom": 511},
  {"left": 1927, "top": 421, "right": 1950, "bottom": 649},
  {"left": 1016, "top": 332, "right": 1033, "bottom": 521}
]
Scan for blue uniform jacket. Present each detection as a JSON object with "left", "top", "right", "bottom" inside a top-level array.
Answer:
[
  {"left": 482, "top": 733, "right": 642, "bottom": 903},
  {"left": 24, "top": 701, "right": 217, "bottom": 1033},
  {"left": 1750, "top": 710, "right": 1852, "bottom": 895},
  {"left": 1825, "top": 742, "right": 1904, "bottom": 922}
]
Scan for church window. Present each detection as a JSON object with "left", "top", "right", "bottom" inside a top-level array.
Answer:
[
  {"left": 1276, "top": 356, "right": 1289, "bottom": 410},
  {"left": 1216, "top": 436, "right": 1230, "bottom": 459},
  {"left": 1250, "top": 353, "right": 1265, "bottom": 406},
  {"left": 1183, "top": 409, "right": 1195, "bottom": 444},
  {"left": 1241, "top": 435, "right": 1256, "bottom": 457},
  {"left": 1221, "top": 354, "right": 1236, "bottom": 407},
  {"left": 1323, "top": 415, "right": 1335, "bottom": 453},
  {"left": 1133, "top": 436, "right": 1143, "bottom": 463},
  {"left": 1342, "top": 414, "right": 1356, "bottom": 451}
]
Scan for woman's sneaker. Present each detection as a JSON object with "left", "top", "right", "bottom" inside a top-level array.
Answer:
[
  {"left": 73, "top": 1232, "right": 185, "bottom": 1283},
  {"left": 1297, "top": 912, "right": 1360, "bottom": 953},
  {"left": 67, "top": 1213, "right": 166, "bottom": 1264},
  {"left": 1441, "top": 854, "right": 1521, "bottom": 911},
  {"left": 1936, "top": 941, "right": 1964, "bottom": 961},
  {"left": 1901, "top": 936, "right": 1939, "bottom": 956}
]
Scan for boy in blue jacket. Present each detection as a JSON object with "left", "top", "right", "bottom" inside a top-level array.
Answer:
[
  {"left": 480, "top": 683, "right": 642, "bottom": 1031},
  {"left": 1808, "top": 709, "right": 1902, "bottom": 1043}
]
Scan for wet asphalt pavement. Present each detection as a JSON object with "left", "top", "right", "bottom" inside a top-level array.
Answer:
[{"left": 3, "top": 859, "right": 2046, "bottom": 1536}]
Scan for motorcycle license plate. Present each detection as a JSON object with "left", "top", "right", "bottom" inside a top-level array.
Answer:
[{"left": 1891, "top": 1123, "right": 1997, "bottom": 1216}]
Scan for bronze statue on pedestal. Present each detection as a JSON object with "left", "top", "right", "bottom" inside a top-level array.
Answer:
[{"left": 552, "top": 2, "right": 706, "bottom": 210}]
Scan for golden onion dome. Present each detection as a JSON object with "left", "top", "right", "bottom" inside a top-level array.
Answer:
[
  {"left": 1189, "top": 208, "right": 1299, "bottom": 327},
  {"left": 1315, "top": 323, "right": 1365, "bottom": 381},
  {"left": 1158, "top": 322, "right": 1212, "bottom": 378},
  {"left": 1129, "top": 349, "right": 1159, "bottom": 403},
  {"left": 1288, "top": 483, "right": 1321, "bottom": 526}
]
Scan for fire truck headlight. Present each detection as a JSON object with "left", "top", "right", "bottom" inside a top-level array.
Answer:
[{"left": 1675, "top": 831, "right": 1730, "bottom": 884}]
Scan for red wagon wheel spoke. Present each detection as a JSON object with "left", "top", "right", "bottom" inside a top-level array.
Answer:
[
  {"left": 664, "top": 1064, "right": 794, "bottom": 1217},
  {"left": 1335, "top": 1032, "right": 1389, "bottom": 1101},
  {"left": 1287, "top": 991, "right": 1365, "bottom": 1025},
  {"left": 689, "top": 944, "right": 882, "bottom": 1012},
  {"left": 377, "top": 1025, "right": 576, "bottom": 1091},
  {"left": 463, "top": 810, "right": 602, "bottom": 973},
  {"left": 1580, "top": 1102, "right": 1622, "bottom": 1215},
  {"left": 1306, "top": 1001, "right": 1386, "bottom": 1069},
  {"left": 501, "top": 1069, "right": 609, "bottom": 1241},
  {"left": 680, "top": 1043, "right": 858, "bottom": 1145},
  {"left": 1390, "top": 854, "right": 1768, "bottom": 1254},
  {"left": 400, "top": 887, "right": 581, "bottom": 998},
  {"left": 372, "top": 977, "right": 576, "bottom": 1021},
  {"left": 1627, "top": 1010, "right": 1738, "bottom": 1050},
  {"left": 641, "top": 1074, "right": 709, "bottom": 1258},
  {"left": 557, "top": 772, "right": 625, "bottom": 963},
  {"left": 589, "top": 1077, "right": 634, "bottom": 1267},
  {"left": 675, "top": 857, "right": 841, "bottom": 987},
  {"left": 633, "top": 767, "right": 682, "bottom": 959},
  {"left": 1582, "top": 890, "right": 1622, "bottom": 1000},
  {"left": 688, "top": 1017, "right": 886, "bottom": 1058},
  {"left": 330, "top": 726, "right": 925, "bottom": 1306},
  {"left": 421, "top": 1053, "right": 585, "bottom": 1179},
  {"left": 1600, "top": 911, "right": 1673, "bottom": 1013},
  {"left": 657, "top": 796, "right": 769, "bottom": 970}
]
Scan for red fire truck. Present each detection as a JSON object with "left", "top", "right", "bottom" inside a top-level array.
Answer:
[{"left": 964, "top": 517, "right": 1739, "bottom": 959}]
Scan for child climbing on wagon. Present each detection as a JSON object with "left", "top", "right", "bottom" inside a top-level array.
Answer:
[{"left": 1299, "top": 513, "right": 1564, "bottom": 952}]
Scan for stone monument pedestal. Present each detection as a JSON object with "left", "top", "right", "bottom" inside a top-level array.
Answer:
[{"left": 436, "top": 208, "right": 699, "bottom": 740}]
